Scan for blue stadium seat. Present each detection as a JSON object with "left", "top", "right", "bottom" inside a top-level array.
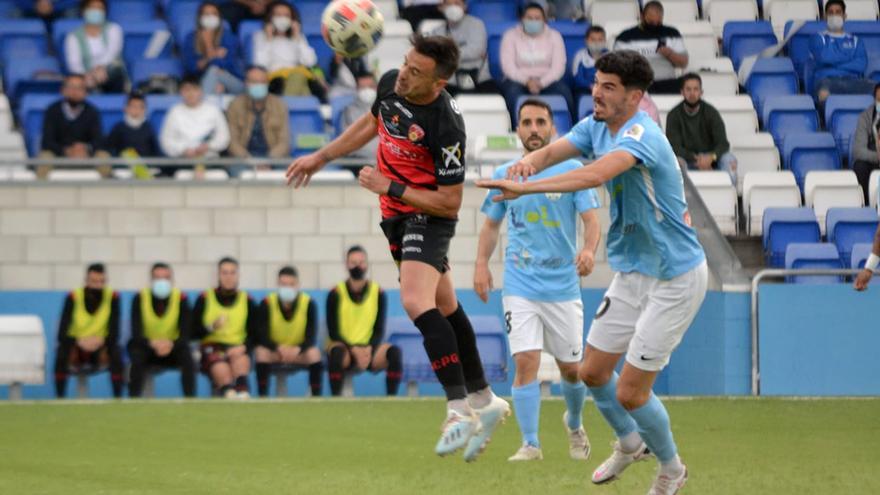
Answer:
[
  {"left": 330, "top": 94, "right": 356, "bottom": 136},
  {"left": 469, "top": 2, "right": 519, "bottom": 24},
  {"left": 762, "top": 95, "right": 818, "bottom": 147},
  {"left": 3, "top": 55, "right": 62, "bottom": 102},
  {"left": 1, "top": 36, "right": 46, "bottom": 64},
  {"left": 762, "top": 207, "right": 821, "bottom": 268},
  {"left": 144, "top": 94, "right": 181, "bottom": 132},
  {"left": 108, "top": 0, "right": 156, "bottom": 23},
  {"left": 868, "top": 58, "right": 880, "bottom": 83},
  {"left": 549, "top": 20, "right": 589, "bottom": 84},
  {"left": 131, "top": 57, "right": 183, "bottom": 88},
  {"left": 123, "top": 21, "right": 174, "bottom": 68},
  {"left": 746, "top": 57, "right": 799, "bottom": 117},
  {"left": 515, "top": 95, "right": 571, "bottom": 133},
  {"left": 826, "top": 207, "right": 879, "bottom": 267},
  {"left": 0, "top": 0, "right": 17, "bottom": 18},
  {"left": 237, "top": 20, "right": 262, "bottom": 64},
  {"left": 486, "top": 21, "right": 518, "bottom": 81},
  {"left": 722, "top": 21, "right": 777, "bottom": 70},
  {"left": 846, "top": 21, "right": 880, "bottom": 58},
  {"left": 51, "top": 18, "right": 83, "bottom": 67},
  {"left": 306, "top": 33, "right": 334, "bottom": 77},
  {"left": 0, "top": 19, "right": 48, "bottom": 58},
  {"left": 783, "top": 20, "right": 825, "bottom": 85},
  {"left": 785, "top": 242, "right": 844, "bottom": 284},
  {"left": 387, "top": 315, "right": 508, "bottom": 386},
  {"left": 578, "top": 95, "right": 593, "bottom": 121},
  {"left": 88, "top": 94, "right": 127, "bottom": 135},
  {"left": 825, "top": 94, "right": 874, "bottom": 161},
  {"left": 297, "top": 1, "right": 329, "bottom": 27},
  {"left": 851, "top": 242, "right": 874, "bottom": 270},
  {"left": 18, "top": 93, "right": 58, "bottom": 156},
  {"left": 782, "top": 132, "right": 840, "bottom": 191},
  {"left": 284, "top": 96, "right": 326, "bottom": 155},
  {"left": 167, "top": 2, "right": 201, "bottom": 46}
]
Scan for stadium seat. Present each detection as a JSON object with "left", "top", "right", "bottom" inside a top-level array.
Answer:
[
  {"left": 746, "top": 57, "right": 799, "bottom": 117},
  {"left": 729, "top": 132, "right": 780, "bottom": 193},
  {"left": 762, "top": 207, "right": 821, "bottom": 267},
  {"left": 51, "top": 18, "right": 84, "bottom": 64},
  {"left": 743, "top": 171, "right": 802, "bottom": 235},
  {"left": 284, "top": 96, "right": 326, "bottom": 156},
  {"left": 705, "top": 95, "right": 760, "bottom": 136},
  {"left": 0, "top": 20, "right": 47, "bottom": 59},
  {"left": 174, "top": 169, "right": 230, "bottom": 181},
  {"left": 685, "top": 57, "right": 738, "bottom": 95},
  {"left": 469, "top": 2, "right": 518, "bottom": 23},
  {"left": 785, "top": 242, "right": 844, "bottom": 283},
  {"left": 238, "top": 20, "right": 262, "bottom": 64},
  {"left": 850, "top": 242, "right": 875, "bottom": 271},
  {"left": 367, "top": 21, "right": 414, "bottom": 78},
  {"left": 662, "top": 0, "right": 700, "bottom": 22},
  {"left": 296, "top": 1, "right": 329, "bottom": 26},
  {"left": 677, "top": 21, "right": 718, "bottom": 61},
  {"left": 144, "top": 94, "right": 181, "bottom": 132},
  {"left": 824, "top": 0, "right": 879, "bottom": 20},
  {"left": 590, "top": 0, "right": 640, "bottom": 26},
  {"left": 826, "top": 207, "right": 879, "bottom": 266},
  {"left": 804, "top": 170, "right": 863, "bottom": 234},
  {"left": 1, "top": 37, "right": 45, "bottom": 64},
  {"left": 486, "top": 21, "right": 518, "bottom": 81},
  {"left": 782, "top": 132, "right": 840, "bottom": 191},
  {"left": 762, "top": 94, "right": 818, "bottom": 147},
  {"left": 455, "top": 94, "right": 511, "bottom": 157},
  {"left": 690, "top": 171, "right": 738, "bottom": 235},
  {"left": 515, "top": 95, "right": 571, "bottom": 134},
  {"left": 722, "top": 21, "right": 777, "bottom": 70},
  {"left": 166, "top": 1, "right": 201, "bottom": 44},
  {"left": 764, "top": 0, "right": 821, "bottom": 40},
  {"left": 0, "top": 0, "right": 16, "bottom": 18},
  {"left": 846, "top": 21, "right": 880, "bottom": 58},
  {"left": 867, "top": 58, "right": 880, "bottom": 83},
  {"left": 707, "top": 0, "right": 760, "bottom": 37},
  {"left": 3, "top": 55, "right": 62, "bottom": 102},
  {"left": 17, "top": 93, "right": 57, "bottom": 156},
  {"left": 825, "top": 94, "right": 874, "bottom": 160},
  {"left": 108, "top": 0, "right": 156, "bottom": 23},
  {"left": 549, "top": 20, "right": 589, "bottom": 78},
  {"left": 782, "top": 20, "right": 826, "bottom": 85},
  {"left": 131, "top": 57, "right": 183, "bottom": 89},
  {"left": 472, "top": 134, "right": 524, "bottom": 165},
  {"left": 578, "top": 95, "right": 594, "bottom": 121},
  {"left": 329, "top": 94, "right": 356, "bottom": 136},
  {"left": 122, "top": 21, "right": 173, "bottom": 68},
  {"left": 870, "top": 170, "right": 880, "bottom": 209},
  {"left": 88, "top": 95, "right": 127, "bottom": 135}
]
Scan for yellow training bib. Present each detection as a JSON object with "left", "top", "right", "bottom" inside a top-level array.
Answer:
[
  {"left": 336, "top": 282, "right": 379, "bottom": 346},
  {"left": 268, "top": 292, "right": 310, "bottom": 346},
  {"left": 202, "top": 290, "right": 248, "bottom": 346},
  {"left": 68, "top": 287, "right": 113, "bottom": 339}
]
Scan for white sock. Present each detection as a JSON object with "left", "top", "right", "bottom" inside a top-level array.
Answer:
[
  {"left": 448, "top": 398, "right": 472, "bottom": 416},
  {"left": 619, "top": 430, "right": 643, "bottom": 453},
  {"left": 467, "top": 387, "right": 494, "bottom": 409},
  {"left": 660, "top": 454, "right": 684, "bottom": 477}
]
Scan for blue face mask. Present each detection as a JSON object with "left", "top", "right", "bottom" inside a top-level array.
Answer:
[
  {"left": 248, "top": 83, "right": 268, "bottom": 100},
  {"left": 278, "top": 286, "right": 298, "bottom": 303},
  {"left": 152, "top": 279, "right": 172, "bottom": 299},
  {"left": 84, "top": 8, "right": 105, "bottom": 25},
  {"left": 523, "top": 20, "right": 544, "bottom": 35}
]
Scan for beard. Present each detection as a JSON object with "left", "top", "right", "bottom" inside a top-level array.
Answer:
[{"left": 523, "top": 135, "right": 548, "bottom": 151}]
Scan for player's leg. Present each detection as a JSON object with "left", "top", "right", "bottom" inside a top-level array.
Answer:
[
  {"left": 368, "top": 343, "right": 403, "bottom": 396},
  {"left": 291, "top": 346, "right": 324, "bottom": 397},
  {"left": 229, "top": 349, "right": 251, "bottom": 397},
  {"left": 508, "top": 350, "right": 543, "bottom": 461},
  {"left": 254, "top": 346, "right": 277, "bottom": 397},
  {"left": 436, "top": 271, "right": 489, "bottom": 401},
  {"left": 106, "top": 344, "right": 125, "bottom": 398},
  {"left": 207, "top": 358, "right": 234, "bottom": 397},
  {"left": 126, "top": 341, "right": 151, "bottom": 398},
  {"left": 53, "top": 339, "right": 74, "bottom": 398},
  {"left": 327, "top": 342, "right": 352, "bottom": 396},
  {"left": 170, "top": 340, "right": 196, "bottom": 398}
]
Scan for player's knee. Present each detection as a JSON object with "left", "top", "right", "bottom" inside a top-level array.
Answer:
[
  {"left": 304, "top": 346, "right": 321, "bottom": 363},
  {"left": 616, "top": 384, "right": 650, "bottom": 411},
  {"left": 254, "top": 346, "right": 273, "bottom": 363},
  {"left": 401, "top": 292, "right": 431, "bottom": 319},
  {"left": 579, "top": 366, "right": 611, "bottom": 387},
  {"left": 559, "top": 365, "right": 580, "bottom": 384}
]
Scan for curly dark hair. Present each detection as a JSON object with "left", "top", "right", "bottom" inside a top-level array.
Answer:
[
  {"left": 410, "top": 34, "right": 460, "bottom": 80},
  {"left": 595, "top": 50, "right": 654, "bottom": 91}
]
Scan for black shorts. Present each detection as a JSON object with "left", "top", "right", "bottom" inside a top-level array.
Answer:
[
  {"left": 199, "top": 343, "right": 241, "bottom": 373},
  {"left": 380, "top": 213, "right": 456, "bottom": 273}
]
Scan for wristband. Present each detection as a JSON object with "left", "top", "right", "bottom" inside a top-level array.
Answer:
[
  {"left": 866, "top": 253, "right": 880, "bottom": 271},
  {"left": 387, "top": 181, "right": 407, "bottom": 199}
]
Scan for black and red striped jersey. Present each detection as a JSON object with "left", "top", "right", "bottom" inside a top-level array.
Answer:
[{"left": 370, "top": 70, "right": 467, "bottom": 219}]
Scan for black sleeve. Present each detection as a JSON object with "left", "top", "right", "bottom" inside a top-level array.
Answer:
[
  {"left": 432, "top": 100, "right": 467, "bottom": 185},
  {"left": 107, "top": 293, "right": 121, "bottom": 346},
  {"left": 369, "top": 289, "right": 387, "bottom": 347},
  {"left": 303, "top": 299, "right": 317, "bottom": 348},
  {"left": 105, "top": 123, "right": 122, "bottom": 156},
  {"left": 130, "top": 293, "right": 146, "bottom": 346},
  {"left": 371, "top": 70, "right": 398, "bottom": 117},
  {"left": 57, "top": 294, "right": 74, "bottom": 344},
  {"left": 326, "top": 289, "right": 341, "bottom": 342},
  {"left": 191, "top": 294, "right": 208, "bottom": 341},
  {"left": 41, "top": 104, "right": 63, "bottom": 156},
  {"left": 176, "top": 293, "right": 192, "bottom": 343},
  {"left": 255, "top": 299, "right": 275, "bottom": 351},
  {"left": 246, "top": 298, "right": 259, "bottom": 350}
]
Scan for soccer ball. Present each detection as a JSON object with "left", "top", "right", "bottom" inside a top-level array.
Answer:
[{"left": 321, "top": 0, "right": 385, "bottom": 58}]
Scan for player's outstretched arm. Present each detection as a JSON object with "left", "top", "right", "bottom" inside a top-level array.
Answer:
[
  {"left": 358, "top": 166, "right": 464, "bottom": 219},
  {"left": 854, "top": 223, "right": 880, "bottom": 291},
  {"left": 285, "top": 112, "right": 379, "bottom": 188},
  {"left": 506, "top": 137, "right": 582, "bottom": 181},
  {"left": 474, "top": 218, "right": 502, "bottom": 303}
]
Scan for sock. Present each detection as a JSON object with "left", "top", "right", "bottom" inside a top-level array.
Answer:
[
  {"left": 588, "top": 372, "right": 639, "bottom": 444},
  {"left": 308, "top": 362, "right": 324, "bottom": 397},
  {"left": 447, "top": 398, "right": 472, "bottom": 415},
  {"left": 54, "top": 372, "right": 68, "bottom": 398},
  {"left": 628, "top": 393, "right": 678, "bottom": 463},
  {"left": 218, "top": 384, "right": 233, "bottom": 396},
  {"left": 234, "top": 375, "right": 249, "bottom": 393},
  {"left": 561, "top": 379, "right": 586, "bottom": 430},
  {"left": 619, "top": 430, "right": 644, "bottom": 453},
  {"left": 467, "top": 387, "right": 493, "bottom": 409},
  {"left": 445, "top": 305, "right": 489, "bottom": 393},
  {"left": 110, "top": 373, "right": 124, "bottom": 398},
  {"left": 328, "top": 346, "right": 346, "bottom": 396},
  {"left": 660, "top": 454, "right": 685, "bottom": 476},
  {"left": 256, "top": 363, "right": 271, "bottom": 397},
  {"left": 511, "top": 381, "right": 541, "bottom": 447},
  {"left": 384, "top": 345, "right": 402, "bottom": 396},
  {"left": 413, "top": 309, "right": 466, "bottom": 400}
]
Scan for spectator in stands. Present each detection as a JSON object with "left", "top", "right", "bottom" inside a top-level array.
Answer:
[
  {"left": 428, "top": 0, "right": 496, "bottom": 96},
  {"left": 16, "top": 0, "right": 78, "bottom": 26},
  {"left": 221, "top": 0, "right": 271, "bottom": 33},
  {"left": 499, "top": 1, "right": 573, "bottom": 125},
  {"left": 541, "top": 0, "right": 583, "bottom": 20},
  {"left": 327, "top": 54, "right": 371, "bottom": 99},
  {"left": 183, "top": 1, "right": 245, "bottom": 96},
  {"left": 253, "top": 1, "right": 322, "bottom": 97},
  {"left": 851, "top": 83, "right": 880, "bottom": 204},
  {"left": 399, "top": 0, "right": 444, "bottom": 33},
  {"left": 64, "top": 0, "right": 126, "bottom": 93},
  {"left": 340, "top": 72, "right": 379, "bottom": 159},
  {"left": 614, "top": 0, "right": 688, "bottom": 94},
  {"left": 666, "top": 73, "right": 737, "bottom": 181},
  {"left": 811, "top": 0, "right": 875, "bottom": 104},
  {"left": 571, "top": 25, "right": 608, "bottom": 99},
  {"left": 226, "top": 65, "right": 290, "bottom": 166},
  {"left": 38, "top": 74, "right": 109, "bottom": 179},
  {"left": 159, "top": 75, "right": 230, "bottom": 176},
  {"left": 192, "top": 257, "right": 257, "bottom": 399},
  {"left": 53, "top": 263, "right": 124, "bottom": 398},
  {"left": 325, "top": 245, "right": 402, "bottom": 396},
  {"left": 254, "top": 266, "right": 323, "bottom": 397},
  {"left": 128, "top": 263, "right": 195, "bottom": 398},
  {"left": 105, "top": 93, "right": 160, "bottom": 158}
]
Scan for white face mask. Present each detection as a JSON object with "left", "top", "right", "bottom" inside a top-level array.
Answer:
[
  {"left": 444, "top": 5, "right": 465, "bottom": 23},
  {"left": 278, "top": 286, "right": 298, "bottom": 303},
  {"left": 272, "top": 16, "right": 292, "bottom": 32},
  {"left": 875, "top": 102, "right": 880, "bottom": 113},
  {"left": 124, "top": 115, "right": 146, "bottom": 128},
  {"left": 200, "top": 14, "right": 221, "bottom": 30},
  {"left": 358, "top": 87, "right": 377, "bottom": 104},
  {"left": 827, "top": 15, "right": 844, "bottom": 31}
]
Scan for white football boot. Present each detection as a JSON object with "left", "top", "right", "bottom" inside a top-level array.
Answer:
[
  {"left": 435, "top": 409, "right": 481, "bottom": 456},
  {"left": 563, "top": 411, "right": 591, "bottom": 460},
  {"left": 507, "top": 444, "right": 543, "bottom": 461},
  {"left": 647, "top": 464, "right": 688, "bottom": 495},
  {"left": 462, "top": 395, "right": 511, "bottom": 462},
  {"left": 591, "top": 441, "right": 652, "bottom": 484}
]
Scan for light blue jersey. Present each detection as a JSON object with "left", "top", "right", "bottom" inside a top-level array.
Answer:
[
  {"left": 482, "top": 159, "right": 601, "bottom": 302},
  {"left": 564, "top": 111, "right": 705, "bottom": 280}
]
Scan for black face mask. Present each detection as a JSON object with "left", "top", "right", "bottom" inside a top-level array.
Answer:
[
  {"left": 348, "top": 266, "right": 366, "bottom": 281},
  {"left": 641, "top": 22, "right": 662, "bottom": 34},
  {"left": 684, "top": 100, "right": 701, "bottom": 111},
  {"left": 85, "top": 287, "right": 103, "bottom": 299}
]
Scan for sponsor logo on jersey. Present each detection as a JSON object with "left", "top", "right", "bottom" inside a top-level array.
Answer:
[
  {"left": 394, "top": 101, "right": 413, "bottom": 118},
  {"left": 449, "top": 98, "right": 461, "bottom": 115},
  {"left": 545, "top": 193, "right": 562, "bottom": 201},
  {"left": 408, "top": 124, "right": 425, "bottom": 142},
  {"left": 623, "top": 124, "right": 644, "bottom": 142}
]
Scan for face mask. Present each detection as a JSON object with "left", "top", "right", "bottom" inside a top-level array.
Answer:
[
  {"left": 587, "top": 42, "right": 606, "bottom": 58},
  {"left": 278, "top": 286, "right": 298, "bottom": 303},
  {"left": 84, "top": 8, "right": 105, "bottom": 25},
  {"left": 827, "top": 15, "right": 844, "bottom": 31},
  {"left": 152, "top": 279, "right": 172, "bottom": 299},
  {"left": 358, "top": 87, "right": 377, "bottom": 104},
  {"left": 124, "top": 115, "right": 145, "bottom": 128},
  {"left": 85, "top": 287, "right": 103, "bottom": 298},
  {"left": 272, "top": 16, "right": 292, "bottom": 32},
  {"left": 641, "top": 22, "right": 661, "bottom": 33},
  {"left": 348, "top": 266, "right": 366, "bottom": 280},
  {"left": 200, "top": 15, "right": 221, "bottom": 30},
  {"left": 248, "top": 83, "right": 268, "bottom": 100},
  {"left": 444, "top": 5, "right": 465, "bottom": 23},
  {"left": 523, "top": 20, "right": 544, "bottom": 35}
]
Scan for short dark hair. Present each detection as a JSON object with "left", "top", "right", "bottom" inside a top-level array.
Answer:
[
  {"left": 278, "top": 265, "right": 299, "bottom": 278},
  {"left": 79, "top": 0, "right": 106, "bottom": 13},
  {"left": 265, "top": 1, "right": 300, "bottom": 24},
  {"left": 595, "top": 50, "right": 654, "bottom": 91},
  {"left": 86, "top": 263, "right": 105, "bottom": 275},
  {"left": 410, "top": 34, "right": 460, "bottom": 80},
  {"left": 127, "top": 92, "right": 145, "bottom": 104},
  {"left": 64, "top": 73, "right": 86, "bottom": 85},
  {"left": 680, "top": 72, "right": 702, "bottom": 89},
  {"left": 521, "top": 2, "right": 546, "bottom": 18},
  {"left": 151, "top": 262, "right": 171, "bottom": 275},
  {"left": 643, "top": 0, "right": 664, "bottom": 13},
  {"left": 218, "top": 256, "right": 238, "bottom": 268},
  {"left": 347, "top": 245, "right": 366, "bottom": 258},
  {"left": 180, "top": 74, "right": 201, "bottom": 88},
  {"left": 586, "top": 25, "right": 606, "bottom": 37},
  {"left": 825, "top": 0, "right": 846, "bottom": 13},
  {"left": 518, "top": 98, "right": 553, "bottom": 122}
]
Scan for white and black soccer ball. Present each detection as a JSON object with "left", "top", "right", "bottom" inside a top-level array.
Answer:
[{"left": 321, "top": 0, "right": 385, "bottom": 58}]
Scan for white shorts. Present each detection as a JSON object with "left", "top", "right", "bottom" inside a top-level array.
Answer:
[
  {"left": 586, "top": 260, "right": 708, "bottom": 372},
  {"left": 502, "top": 296, "right": 585, "bottom": 363}
]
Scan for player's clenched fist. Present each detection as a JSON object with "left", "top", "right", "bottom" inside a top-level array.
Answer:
[{"left": 358, "top": 166, "right": 391, "bottom": 195}]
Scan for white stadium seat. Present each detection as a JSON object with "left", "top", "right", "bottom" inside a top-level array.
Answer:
[
  {"left": 47, "top": 170, "right": 102, "bottom": 181},
  {"left": 455, "top": 94, "right": 512, "bottom": 158},
  {"left": 368, "top": 21, "right": 413, "bottom": 76},
  {"left": 870, "top": 170, "right": 880, "bottom": 209},
  {"left": 472, "top": 134, "right": 524, "bottom": 164},
  {"left": 690, "top": 170, "right": 739, "bottom": 235},
  {"left": 374, "top": 0, "right": 399, "bottom": 21},
  {"left": 590, "top": 0, "right": 640, "bottom": 26},
  {"left": 663, "top": 0, "right": 700, "bottom": 22},
  {"left": 705, "top": 95, "right": 760, "bottom": 137},
  {"left": 686, "top": 57, "right": 738, "bottom": 95},
  {"left": 804, "top": 170, "right": 864, "bottom": 234},
  {"left": 706, "top": 0, "right": 760, "bottom": 37},
  {"left": 765, "top": 0, "right": 820, "bottom": 40},
  {"left": 675, "top": 21, "right": 719, "bottom": 60},
  {"left": 174, "top": 169, "right": 230, "bottom": 181},
  {"left": 729, "top": 132, "right": 781, "bottom": 193},
  {"left": 743, "top": 171, "right": 801, "bottom": 235}
]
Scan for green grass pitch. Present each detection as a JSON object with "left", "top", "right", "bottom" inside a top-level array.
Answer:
[{"left": 0, "top": 397, "right": 877, "bottom": 494}]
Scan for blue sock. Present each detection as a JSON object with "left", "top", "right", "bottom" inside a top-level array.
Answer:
[
  {"left": 628, "top": 393, "right": 677, "bottom": 463},
  {"left": 561, "top": 379, "right": 586, "bottom": 430},
  {"left": 511, "top": 381, "right": 541, "bottom": 447},
  {"left": 587, "top": 372, "right": 638, "bottom": 438}
]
